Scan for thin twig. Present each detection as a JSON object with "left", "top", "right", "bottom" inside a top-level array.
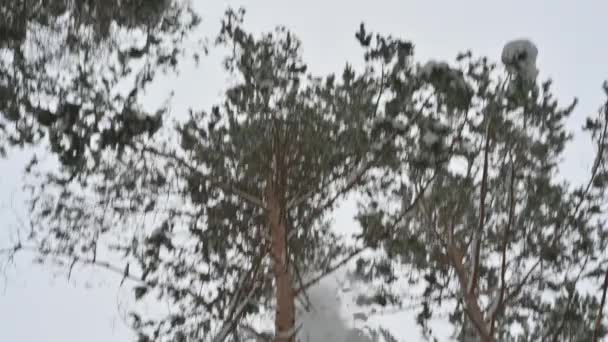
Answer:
[
  {"left": 294, "top": 247, "right": 365, "bottom": 295},
  {"left": 292, "top": 256, "right": 312, "bottom": 311},
  {"left": 213, "top": 279, "right": 262, "bottom": 342}
]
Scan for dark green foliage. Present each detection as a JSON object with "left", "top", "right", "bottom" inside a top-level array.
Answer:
[
  {"left": 350, "top": 28, "right": 608, "bottom": 341},
  {"left": 20, "top": 10, "right": 387, "bottom": 341},
  {"left": 8, "top": 7, "right": 608, "bottom": 341},
  {"left": 0, "top": 0, "right": 200, "bottom": 165}
]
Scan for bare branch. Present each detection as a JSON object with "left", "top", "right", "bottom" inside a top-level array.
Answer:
[{"left": 8, "top": 243, "right": 149, "bottom": 284}]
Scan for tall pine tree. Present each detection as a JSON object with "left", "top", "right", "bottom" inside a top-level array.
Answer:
[
  {"left": 352, "top": 30, "right": 608, "bottom": 341},
  {"left": 16, "top": 11, "right": 408, "bottom": 341}
]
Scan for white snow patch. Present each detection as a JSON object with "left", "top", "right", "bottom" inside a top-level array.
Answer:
[
  {"left": 279, "top": 107, "right": 289, "bottom": 118},
  {"left": 89, "top": 133, "right": 101, "bottom": 152},
  {"left": 422, "top": 131, "right": 440, "bottom": 146},
  {"left": 460, "top": 139, "right": 475, "bottom": 154},
  {"left": 419, "top": 60, "right": 450, "bottom": 78},
  {"left": 391, "top": 119, "right": 407, "bottom": 131},
  {"left": 371, "top": 141, "right": 384, "bottom": 152},
  {"left": 501, "top": 39, "right": 539, "bottom": 81}
]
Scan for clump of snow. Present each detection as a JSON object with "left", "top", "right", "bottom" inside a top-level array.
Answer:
[
  {"left": 449, "top": 78, "right": 470, "bottom": 92},
  {"left": 419, "top": 60, "right": 450, "bottom": 78},
  {"left": 371, "top": 141, "right": 384, "bottom": 152},
  {"left": 501, "top": 39, "right": 539, "bottom": 81},
  {"left": 391, "top": 119, "right": 407, "bottom": 132},
  {"left": 432, "top": 120, "right": 449, "bottom": 133},
  {"left": 372, "top": 116, "right": 407, "bottom": 132},
  {"left": 460, "top": 139, "right": 475, "bottom": 154},
  {"left": 89, "top": 133, "right": 101, "bottom": 151},
  {"left": 422, "top": 130, "right": 440, "bottom": 146},
  {"left": 419, "top": 60, "right": 473, "bottom": 106},
  {"left": 279, "top": 107, "right": 289, "bottom": 118}
]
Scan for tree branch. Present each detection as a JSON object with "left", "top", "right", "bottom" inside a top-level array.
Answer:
[
  {"left": 489, "top": 160, "right": 516, "bottom": 334},
  {"left": 470, "top": 119, "right": 491, "bottom": 296},
  {"left": 286, "top": 138, "right": 384, "bottom": 211},
  {"left": 223, "top": 253, "right": 264, "bottom": 329},
  {"left": 293, "top": 247, "right": 365, "bottom": 295},
  {"left": 548, "top": 255, "right": 591, "bottom": 341},
  {"left": 592, "top": 266, "right": 608, "bottom": 342},
  {"left": 140, "top": 145, "right": 265, "bottom": 208},
  {"left": 447, "top": 244, "right": 494, "bottom": 342},
  {"left": 287, "top": 90, "right": 436, "bottom": 213},
  {"left": 2, "top": 244, "right": 144, "bottom": 283},
  {"left": 2, "top": 243, "right": 214, "bottom": 306},
  {"left": 291, "top": 255, "right": 312, "bottom": 311},
  {"left": 212, "top": 279, "right": 262, "bottom": 342}
]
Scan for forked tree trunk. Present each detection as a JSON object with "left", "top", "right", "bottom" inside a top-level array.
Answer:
[{"left": 267, "top": 191, "right": 295, "bottom": 342}]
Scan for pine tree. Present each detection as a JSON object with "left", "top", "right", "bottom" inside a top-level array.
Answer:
[
  {"left": 0, "top": 0, "right": 200, "bottom": 163},
  {"left": 15, "top": 11, "right": 405, "bottom": 341},
  {"left": 352, "top": 31, "right": 608, "bottom": 341}
]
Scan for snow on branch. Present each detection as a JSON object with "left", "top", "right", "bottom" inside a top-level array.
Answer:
[{"left": 501, "top": 39, "right": 538, "bottom": 82}]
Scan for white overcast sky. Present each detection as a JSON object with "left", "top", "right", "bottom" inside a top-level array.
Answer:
[{"left": 2, "top": 1, "right": 608, "bottom": 341}]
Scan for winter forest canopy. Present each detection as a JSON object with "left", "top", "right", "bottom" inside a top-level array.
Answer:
[{"left": 1, "top": 2, "right": 608, "bottom": 342}]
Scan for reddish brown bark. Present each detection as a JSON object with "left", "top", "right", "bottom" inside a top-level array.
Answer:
[
  {"left": 447, "top": 245, "right": 494, "bottom": 342},
  {"left": 268, "top": 190, "right": 295, "bottom": 342}
]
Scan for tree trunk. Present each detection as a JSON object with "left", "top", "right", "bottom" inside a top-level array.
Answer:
[
  {"left": 268, "top": 192, "right": 295, "bottom": 342},
  {"left": 447, "top": 245, "right": 494, "bottom": 342},
  {"left": 592, "top": 266, "right": 608, "bottom": 342}
]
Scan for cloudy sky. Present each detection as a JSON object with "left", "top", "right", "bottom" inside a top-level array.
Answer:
[{"left": 1, "top": 1, "right": 608, "bottom": 341}]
